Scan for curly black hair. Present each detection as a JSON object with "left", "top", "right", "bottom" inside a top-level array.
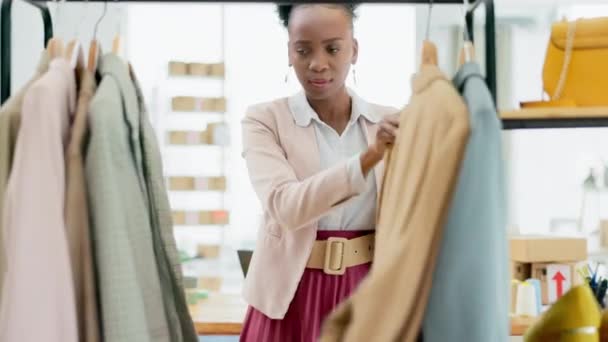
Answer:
[{"left": 277, "top": 3, "right": 360, "bottom": 28}]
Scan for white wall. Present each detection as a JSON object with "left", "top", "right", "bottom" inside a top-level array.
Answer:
[{"left": 2, "top": 0, "right": 124, "bottom": 92}]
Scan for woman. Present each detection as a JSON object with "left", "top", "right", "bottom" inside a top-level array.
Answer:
[{"left": 240, "top": 4, "right": 400, "bottom": 341}]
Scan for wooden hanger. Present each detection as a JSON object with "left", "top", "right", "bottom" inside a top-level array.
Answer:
[
  {"left": 87, "top": 40, "right": 100, "bottom": 72},
  {"left": 420, "top": 0, "right": 437, "bottom": 67},
  {"left": 47, "top": 0, "right": 65, "bottom": 60},
  {"left": 421, "top": 40, "right": 438, "bottom": 67},
  {"left": 458, "top": 0, "right": 475, "bottom": 67},
  {"left": 112, "top": 35, "right": 121, "bottom": 55},
  {"left": 87, "top": 1, "right": 108, "bottom": 72},
  {"left": 46, "top": 37, "right": 65, "bottom": 60},
  {"left": 458, "top": 41, "right": 475, "bottom": 67}
]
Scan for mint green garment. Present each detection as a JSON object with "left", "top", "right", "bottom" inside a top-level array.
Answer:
[{"left": 423, "top": 62, "right": 509, "bottom": 342}]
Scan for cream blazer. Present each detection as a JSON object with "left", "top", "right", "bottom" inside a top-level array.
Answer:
[{"left": 241, "top": 92, "right": 395, "bottom": 319}]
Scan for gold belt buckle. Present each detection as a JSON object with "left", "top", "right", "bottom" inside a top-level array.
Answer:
[{"left": 324, "top": 237, "right": 348, "bottom": 275}]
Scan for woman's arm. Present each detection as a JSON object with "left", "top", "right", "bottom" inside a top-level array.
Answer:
[{"left": 242, "top": 108, "right": 371, "bottom": 232}]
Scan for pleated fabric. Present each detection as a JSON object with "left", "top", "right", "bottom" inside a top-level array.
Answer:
[{"left": 240, "top": 230, "right": 373, "bottom": 342}]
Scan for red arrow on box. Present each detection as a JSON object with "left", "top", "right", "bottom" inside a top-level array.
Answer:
[{"left": 553, "top": 271, "right": 566, "bottom": 298}]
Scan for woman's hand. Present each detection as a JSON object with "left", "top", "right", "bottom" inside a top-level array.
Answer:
[
  {"left": 360, "top": 113, "right": 400, "bottom": 176},
  {"left": 372, "top": 113, "right": 400, "bottom": 157}
]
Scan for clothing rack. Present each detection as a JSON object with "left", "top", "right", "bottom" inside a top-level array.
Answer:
[
  {"left": 7, "top": 0, "right": 604, "bottom": 130},
  {"left": 1, "top": 0, "right": 52, "bottom": 103},
  {"left": 0, "top": 0, "right": 496, "bottom": 102}
]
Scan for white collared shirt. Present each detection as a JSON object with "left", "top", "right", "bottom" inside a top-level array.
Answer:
[{"left": 287, "top": 89, "right": 378, "bottom": 231}]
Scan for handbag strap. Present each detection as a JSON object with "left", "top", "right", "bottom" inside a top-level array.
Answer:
[{"left": 552, "top": 19, "right": 577, "bottom": 100}]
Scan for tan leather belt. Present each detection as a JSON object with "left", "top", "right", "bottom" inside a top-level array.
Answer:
[{"left": 306, "top": 233, "right": 375, "bottom": 275}]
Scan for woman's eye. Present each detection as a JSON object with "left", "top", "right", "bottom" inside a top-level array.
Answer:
[
  {"left": 328, "top": 47, "right": 340, "bottom": 54},
  {"left": 296, "top": 49, "right": 308, "bottom": 56}
]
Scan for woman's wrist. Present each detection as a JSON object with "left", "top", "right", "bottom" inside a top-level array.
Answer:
[{"left": 360, "top": 144, "right": 384, "bottom": 177}]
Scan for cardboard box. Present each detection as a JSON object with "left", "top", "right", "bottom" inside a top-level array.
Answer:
[
  {"left": 209, "top": 63, "right": 225, "bottom": 77},
  {"left": 601, "top": 220, "right": 608, "bottom": 248},
  {"left": 172, "top": 211, "right": 185, "bottom": 225},
  {"left": 169, "top": 177, "right": 194, "bottom": 191},
  {"left": 511, "top": 261, "right": 531, "bottom": 281},
  {"left": 531, "top": 262, "right": 578, "bottom": 305},
  {"left": 510, "top": 235, "right": 587, "bottom": 263},
  {"left": 209, "top": 177, "right": 226, "bottom": 191},
  {"left": 188, "top": 62, "right": 210, "bottom": 76},
  {"left": 197, "top": 244, "right": 221, "bottom": 259},
  {"left": 168, "top": 61, "right": 188, "bottom": 76},
  {"left": 172, "top": 96, "right": 196, "bottom": 111},
  {"left": 198, "top": 277, "right": 222, "bottom": 291},
  {"left": 214, "top": 98, "right": 227, "bottom": 112}
]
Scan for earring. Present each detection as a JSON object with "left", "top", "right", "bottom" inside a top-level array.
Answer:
[
  {"left": 352, "top": 67, "right": 358, "bottom": 86},
  {"left": 284, "top": 65, "right": 291, "bottom": 83}
]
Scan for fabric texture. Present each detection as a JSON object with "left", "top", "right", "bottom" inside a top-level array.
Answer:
[
  {"left": 0, "top": 51, "right": 49, "bottom": 294},
  {"left": 422, "top": 61, "right": 509, "bottom": 342},
  {"left": 287, "top": 90, "right": 378, "bottom": 231},
  {"left": 86, "top": 53, "right": 170, "bottom": 342},
  {"left": 241, "top": 91, "right": 395, "bottom": 319},
  {"left": 240, "top": 230, "right": 372, "bottom": 342},
  {"left": 0, "top": 58, "right": 78, "bottom": 342},
  {"left": 130, "top": 65, "right": 198, "bottom": 342},
  {"left": 65, "top": 69, "right": 101, "bottom": 342},
  {"left": 320, "top": 65, "right": 470, "bottom": 342}
]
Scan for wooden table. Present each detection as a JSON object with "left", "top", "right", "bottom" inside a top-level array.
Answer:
[
  {"left": 190, "top": 293, "right": 533, "bottom": 336},
  {"left": 190, "top": 293, "right": 247, "bottom": 335}
]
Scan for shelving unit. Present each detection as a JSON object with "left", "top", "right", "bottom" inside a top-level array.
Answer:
[{"left": 502, "top": 107, "right": 608, "bottom": 130}]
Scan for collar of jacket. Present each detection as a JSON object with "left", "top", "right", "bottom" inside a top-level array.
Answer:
[
  {"left": 412, "top": 65, "right": 451, "bottom": 94},
  {"left": 50, "top": 58, "right": 77, "bottom": 116},
  {"left": 287, "top": 88, "right": 380, "bottom": 127},
  {"left": 99, "top": 53, "right": 140, "bottom": 135},
  {"left": 453, "top": 62, "right": 484, "bottom": 92}
]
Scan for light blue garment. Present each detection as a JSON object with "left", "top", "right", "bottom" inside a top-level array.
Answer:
[{"left": 422, "top": 62, "right": 509, "bottom": 342}]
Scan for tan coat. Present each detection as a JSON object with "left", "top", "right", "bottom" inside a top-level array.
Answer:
[
  {"left": 320, "top": 65, "right": 470, "bottom": 342},
  {"left": 65, "top": 69, "right": 101, "bottom": 342}
]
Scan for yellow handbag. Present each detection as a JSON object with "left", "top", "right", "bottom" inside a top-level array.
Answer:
[{"left": 524, "top": 17, "right": 608, "bottom": 108}]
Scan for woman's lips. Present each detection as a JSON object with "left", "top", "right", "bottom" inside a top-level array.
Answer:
[{"left": 309, "top": 79, "right": 332, "bottom": 88}]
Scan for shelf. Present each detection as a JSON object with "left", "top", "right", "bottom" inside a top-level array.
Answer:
[
  {"left": 172, "top": 210, "right": 230, "bottom": 226},
  {"left": 501, "top": 107, "right": 608, "bottom": 130},
  {"left": 169, "top": 176, "right": 227, "bottom": 191}
]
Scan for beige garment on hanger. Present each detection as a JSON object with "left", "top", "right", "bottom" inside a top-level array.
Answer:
[
  {"left": 320, "top": 65, "right": 470, "bottom": 342},
  {"left": 0, "top": 51, "right": 50, "bottom": 297},
  {"left": 65, "top": 69, "right": 101, "bottom": 342}
]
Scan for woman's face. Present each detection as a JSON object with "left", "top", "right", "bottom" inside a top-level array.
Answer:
[{"left": 287, "top": 5, "right": 358, "bottom": 100}]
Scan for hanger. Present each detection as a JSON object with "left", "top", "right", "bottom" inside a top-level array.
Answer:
[
  {"left": 65, "top": 1, "right": 87, "bottom": 69},
  {"left": 420, "top": 0, "right": 438, "bottom": 67},
  {"left": 47, "top": 0, "right": 65, "bottom": 59},
  {"left": 458, "top": 0, "right": 475, "bottom": 66},
  {"left": 111, "top": 0, "right": 122, "bottom": 55},
  {"left": 87, "top": 0, "right": 108, "bottom": 72}
]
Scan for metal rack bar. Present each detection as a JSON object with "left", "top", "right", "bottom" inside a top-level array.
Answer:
[{"left": 1, "top": 0, "right": 52, "bottom": 104}]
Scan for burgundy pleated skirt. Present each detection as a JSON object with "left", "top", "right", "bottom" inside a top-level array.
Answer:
[{"left": 240, "top": 230, "right": 373, "bottom": 342}]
